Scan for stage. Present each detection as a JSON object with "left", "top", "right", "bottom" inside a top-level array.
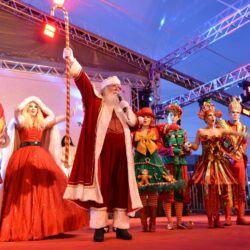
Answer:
[{"left": 0, "top": 215, "right": 249, "bottom": 250}]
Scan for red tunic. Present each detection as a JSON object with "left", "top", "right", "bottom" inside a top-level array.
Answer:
[{"left": 228, "top": 121, "right": 248, "bottom": 202}]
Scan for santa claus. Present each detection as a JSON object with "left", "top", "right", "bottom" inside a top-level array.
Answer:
[{"left": 63, "top": 48, "right": 142, "bottom": 242}]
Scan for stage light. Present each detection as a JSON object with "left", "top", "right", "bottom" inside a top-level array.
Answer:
[
  {"left": 242, "top": 108, "right": 250, "bottom": 117},
  {"left": 53, "top": 0, "right": 65, "bottom": 7},
  {"left": 238, "top": 80, "right": 250, "bottom": 103},
  {"left": 139, "top": 86, "right": 153, "bottom": 108},
  {"left": 43, "top": 23, "right": 56, "bottom": 38}
]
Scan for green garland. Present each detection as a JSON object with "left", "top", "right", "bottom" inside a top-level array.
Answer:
[{"left": 138, "top": 179, "right": 186, "bottom": 193}]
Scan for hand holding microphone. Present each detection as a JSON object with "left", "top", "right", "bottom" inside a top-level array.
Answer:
[{"left": 117, "top": 95, "right": 129, "bottom": 112}]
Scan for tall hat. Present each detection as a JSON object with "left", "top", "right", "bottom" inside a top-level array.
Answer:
[
  {"left": 136, "top": 107, "right": 155, "bottom": 118},
  {"left": 228, "top": 96, "right": 242, "bottom": 112},
  {"left": 198, "top": 99, "right": 222, "bottom": 120},
  {"left": 100, "top": 76, "right": 121, "bottom": 91},
  {"left": 165, "top": 103, "right": 183, "bottom": 117}
]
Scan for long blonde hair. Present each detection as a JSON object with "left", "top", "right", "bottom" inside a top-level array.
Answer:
[{"left": 21, "top": 102, "right": 45, "bottom": 130}]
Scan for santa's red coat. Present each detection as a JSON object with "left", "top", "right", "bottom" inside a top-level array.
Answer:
[{"left": 64, "top": 71, "right": 142, "bottom": 214}]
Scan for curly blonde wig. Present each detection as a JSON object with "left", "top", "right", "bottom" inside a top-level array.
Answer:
[{"left": 21, "top": 102, "right": 45, "bottom": 130}]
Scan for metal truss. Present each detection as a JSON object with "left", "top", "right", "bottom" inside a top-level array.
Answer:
[
  {"left": 0, "top": 0, "right": 153, "bottom": 72},
  {"left": 157, "top": 0, "right": 250, "bottom": 70},
  {"left": 155, "top": 64, "right": 250, "bottom": 116},
  {"left": 1, "top": 0, "right": 247, "bottom": 113},
  {"left": 0, "top": 59, "right": 148, "bottom": 87}
]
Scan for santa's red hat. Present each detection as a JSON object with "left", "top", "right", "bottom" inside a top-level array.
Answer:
[{"left": 100, "top": 76, "right": 121, "bottom": 91}]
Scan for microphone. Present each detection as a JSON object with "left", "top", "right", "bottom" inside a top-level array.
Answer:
[
  {"left": 117, "top": 94, "right": 122, "bottom": 102},
  {"left": 117, "top": 94, "right": 127, "bottom": 112}
]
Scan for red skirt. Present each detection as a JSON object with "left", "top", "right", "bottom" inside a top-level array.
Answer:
[{"left": 0, "top": 145, "right": 89, "bottom": 241}]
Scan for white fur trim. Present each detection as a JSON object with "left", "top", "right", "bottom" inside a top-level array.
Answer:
[
  {"left": 63, "top": 182, "right": 103, "bottom": 203},
  {"left": 113, "top": 208, "right": 130, "bottom": 229},
  {"left": 63, "top": 97, "right": 142, "bottom": 213},
  {"left": 138, "top": 116, "right": 144, "bottom": 125},
  {"left": 100, "top": 76, "right": 121, "bottom": 91},
  {"left": 93, "top": 102, "right": 142, "bottom": 212},
  {"left": 71, "top": 59, "right": 82, "bottom": 78},
  {"left": 17, "top": 96, "right": 54, "bottom": 118},
  {"left": 89, "top": 207, "right": 108, "bottom": 229}
]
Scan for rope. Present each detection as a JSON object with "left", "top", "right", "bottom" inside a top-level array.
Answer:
[{"left": 51, "top": 5, "right": 71, "bottom": 167}]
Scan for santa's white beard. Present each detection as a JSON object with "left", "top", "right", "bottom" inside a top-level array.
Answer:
[{"left": 103, "top": 92, "right": 119, "bottom": 107}]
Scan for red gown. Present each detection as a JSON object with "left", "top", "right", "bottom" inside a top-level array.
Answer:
[{"left": 0, "top": 127, "right": 88, "bottom": 241}]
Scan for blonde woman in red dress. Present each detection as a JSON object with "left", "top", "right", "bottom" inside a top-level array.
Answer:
[{"left": 0, "top": 96, "right": 88, "bottom": 241}]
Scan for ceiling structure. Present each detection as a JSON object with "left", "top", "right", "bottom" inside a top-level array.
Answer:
[{"left": 0, "top": 0, "right": 250, "bottom": 115}]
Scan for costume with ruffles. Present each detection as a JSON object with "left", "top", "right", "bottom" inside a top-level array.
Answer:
[{"left": 190, "top": 134, "right": 238, "bottom": 222}]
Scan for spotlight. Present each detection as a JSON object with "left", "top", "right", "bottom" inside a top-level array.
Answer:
[
  {"left": 242, "top": 108, "right": 250, "bottom": 117},
  {"left": 239, "top": 80, "right": 250, "bottom": 103},
  {"left": 53, "top": 0, "right": 65, "bottom": 7},
  {"left": 139, "top": 86, "right": 153, "bottom": 108},
  {"left": 43, "top": 23, "right": 56, "bottom": 38}
]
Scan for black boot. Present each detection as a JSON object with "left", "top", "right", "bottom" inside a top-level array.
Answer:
[
  {"left": 93, "top": 228, "right": 105, "bottom": 242},
  {"left": 116, "top": 228, "right": 132, "bottom": 240}
]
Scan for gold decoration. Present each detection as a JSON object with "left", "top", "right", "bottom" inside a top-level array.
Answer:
[{"left": 135, "top": 131, "right": 157, "bottom": 155}]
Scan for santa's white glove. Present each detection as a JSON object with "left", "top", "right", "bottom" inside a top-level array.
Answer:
[
  {"left": 119, "top": 100, "right": 130, "bottom": 111},
  {"left": 0, "top": 136, "right": 6, "bottom": 146},
  {"left": 138, "top": 116, "right": 144, "bottom": 125},
  {"left": 63, "top": 48, "right": 76, "bottom": 65},
  {"left": 63, "top": 48, "right": 82, "bottom": 78}
]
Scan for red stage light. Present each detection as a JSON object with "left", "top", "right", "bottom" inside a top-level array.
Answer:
[
  {"left": 43, "top": 23, "right": 56, "bottom": 38},
  {"left": 54, "top": 0, "right": 65, "bottom": 7},
  {"left": 242, "top": 108, "right": 250, "bottom": 117}
]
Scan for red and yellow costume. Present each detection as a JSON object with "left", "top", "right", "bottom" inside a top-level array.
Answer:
[
  {"left": 218, "top": 97, "right": 249, "bottom": 225},
  {"left": 190, "top": 100, "right": 238, "bottom": 228},
  {"left": 190, "top": 134, "right": 238, "bottom": 225}
]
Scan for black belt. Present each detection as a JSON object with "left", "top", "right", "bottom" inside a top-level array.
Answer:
[{"left": 20, "top": 141, "right": 42, "bottom": 147}]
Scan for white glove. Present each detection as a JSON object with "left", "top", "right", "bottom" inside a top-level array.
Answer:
[
  {"left": 63, "top": 47, "right": 82, "bottom": 78},
  {"left": 119, "top": 100, "right": 130, "bottom": 110},
  {"left": 63, "top": 47, "right": 76, "bottom": 65},
  {"left": 184, "top": 141, "right": 192, "bottom": 150},
  {"left": 138, "top": 116, "right": 144, "bottom": 125},
  {"left": 0, "top": 136, "right": 6, "bottom": 146}
]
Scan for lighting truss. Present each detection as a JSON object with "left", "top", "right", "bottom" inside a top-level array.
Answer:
[
  {"left": 0, "top": 0, "right": 153, "bottom": 72},
  {"left": 0, "top": 0, "right": 246, "bottom": 112},
  {"left": 157, "top": 0, "right": 250, "bottom": 70},
  {"left": 154, "top": 64, "right": 250, "bottom": 116},
  {"left": 0, "top": 58, "right": 147, "bottom": 87},
  {"left": 0, "top": 58, "right": 147, "bottom": 111}
]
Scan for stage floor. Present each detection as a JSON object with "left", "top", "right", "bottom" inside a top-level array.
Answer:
[{"left": 0, "top": 215, "right": 249, "bottom": 250}]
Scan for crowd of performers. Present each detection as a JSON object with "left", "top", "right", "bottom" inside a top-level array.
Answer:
[{"left": 0, "top": 47, "right": 249, "bottom": 242}]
